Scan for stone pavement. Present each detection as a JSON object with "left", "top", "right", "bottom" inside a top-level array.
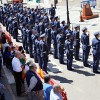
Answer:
[{"left": 0, "top": 68, "right": 13, "bottom": 100}]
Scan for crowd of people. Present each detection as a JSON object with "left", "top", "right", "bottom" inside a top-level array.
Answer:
[
  {"left": 0, "top": 25, "right": 65, "bottom": 99},
  {"left": 0, "top": 1, "right": 100, "bottom": 100}
]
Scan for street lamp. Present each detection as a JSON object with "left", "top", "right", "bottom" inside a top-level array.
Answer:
[
  {"left": 1, "top": 0, "right": 2, "bottom": 4},
  {"left": 66, "top": 0, "right": 70, "bottom": 25}
]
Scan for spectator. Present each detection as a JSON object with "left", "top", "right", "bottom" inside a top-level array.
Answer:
[
  {"left": 43, "top": 74, "right": 53, "bottom": 100},
  {"left": 12, "top": 51, "right": 26, "bottom": 96},
  {"left": 4, "top": 46, "right": 11, "bottom": 69},
  {"left": 50, "top": 84, "right": 62, "bottom": 100},
  {"left": 1, "top": 32, "right": 6, "bottom": 44},
  {"left": 18, "top": 46, "right": 26, "bottom": 65},
  {"left": 26, "top": 63, "right": 43, "bottom": 100}
]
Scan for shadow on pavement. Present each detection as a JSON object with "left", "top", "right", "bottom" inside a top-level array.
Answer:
[
  {"left": 73, "top": 64, "right": 84, "bottom": 69},
  {"left": 48, "top": 63, "right": 62, "bottom": 74},
  {"left": 73, "top": 69, "right": 95, "bottom": 76},
  {"left": 51, "top": 75, "right": 73, "bottom": 84}
]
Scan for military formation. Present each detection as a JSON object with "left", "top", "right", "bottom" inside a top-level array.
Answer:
[{"left": 0, "top": 3, "right": 100, "bottom": 74}]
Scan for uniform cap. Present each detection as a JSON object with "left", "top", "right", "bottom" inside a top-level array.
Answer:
[
  {"left": 61, "top": 20, "right": 65, "bottom": 24},
  {"left": 58, "top": 28, "right": 62, "bottom": 33},
  {"left": 74, "top": 24, "right": 80, "bottom": 28},
  {"left": 52, "top": 25, "right": 56, "bottom": 29},
  {"left": 13, "top": 17, "right": 16, "bottom": 19},
  {"left": 36, "top": 33, "right": 40, "bottom": 38},
  {"left": 94, "top": 31, "right": 100, "bottom": 36},
  {"left": 65, "top": 24, "right": 70, "bottom": 29},
  {"left": 40, "top": 33, "right": 46, "bottom": 38},
  {"left": 66, "top": 33, "right": 71, "bottom": 38},
  {"left": 82, "top": 27, "right": 87, "bottom": 31},
  {"left": 55, "top": 16, "right": 58, "bottom": 19}
]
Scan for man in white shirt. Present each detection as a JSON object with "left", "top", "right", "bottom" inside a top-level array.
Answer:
[
  {"left": 12, "top": 51, "right": 24, "bottom": 96},
  {"left": 50, "top": 84, "right": 62, "bottom": 100}
]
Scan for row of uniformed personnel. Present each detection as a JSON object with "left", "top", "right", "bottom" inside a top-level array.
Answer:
[{"left": 0, "top": 3, "right": 100, "bottom": 73}]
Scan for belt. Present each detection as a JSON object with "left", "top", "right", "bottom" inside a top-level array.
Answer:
[
  {"left": 70, "top": 49, "right": 73, "bottom": 51},
  {"left": 43, "top": 52, "right": 46, "bottom": 53},
  {"left": 75, "top": 39, "right": 79, "bottom": 40}
]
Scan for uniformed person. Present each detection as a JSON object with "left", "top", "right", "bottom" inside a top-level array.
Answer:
[
  {"left": 49, "top": 4, "right": 56, "bottom": 18},
  {"left": 22, "top": 23, "right": 27, "bottom": 50},
  {"left": 40, "top": 34, "right": 48, "bottom": 73},
  {"left": 54, "top": 16, "right": 60, "bottom": 28},
  {"left": 35, "top": 34, "right": 42, "bottom": 66},
  {"left": 73, "top": 24, "right": 81, "bottom": 60},
  {"left": 39, "top": 17, "right": 45, "bottom": 34},
  {"left": 27, "top": 26, "right": 33, "bottom": 58},
  {"left": 12, "top": 17, "right": 19, "bottom": 42},
  {"left": 81, "top": 27, "right": 91, "bottom": 67},
  {"left": 56, "top": 28, "right": 65, "bottom": 64},
  {"left": 92, "top": 31, "right": 100, "bottom": 73},
  {"left": 65, "top": 33, "right": 74, "bottom": 71},
  {"left": 51, "top": 25, "right": 58, "bottom": 59},
  {"left": 25, "top": 25, "right": 30, "bottom": 54},
  {"left": 31, "top": 29, "right": 38, "bottom": 61},
  {"left": 45, "top": 23, "right": 52, "bottom": 54},
  {"left": 61, "top": 20, "right": 66, "bottom": 31}
]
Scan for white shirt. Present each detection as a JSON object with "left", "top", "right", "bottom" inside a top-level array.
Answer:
[
  {"left": 12, "top": 57, "right": 22, "bottom": 72},
  {"left": 50, "top": 89, "right": 62, "bottom": 100}
]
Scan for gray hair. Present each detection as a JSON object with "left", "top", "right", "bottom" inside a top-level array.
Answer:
[
  {"left": 29, "top": 63, "right": 37, "bottom": 69},
  {"left": 15, "top": 50, "right": 21, "bottom": 57},
  {"left": 53, "top": 84, "right": 60, "bottom": 92}
]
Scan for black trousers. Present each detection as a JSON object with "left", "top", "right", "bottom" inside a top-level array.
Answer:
[{"left": 13, "top": 71, "right": 22, "bottom": 96}]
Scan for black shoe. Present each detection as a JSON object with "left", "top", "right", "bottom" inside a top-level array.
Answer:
[
  {"left": 60, "top": 62, "right": 66, "bottom": 65},
  {"left": 54, "top": 57, "right": 58, "bottom": 59},
  {"left": 93, "top": 70, "right": 100, "bottom": 74},
  {"left": 84, "top": 64, "right": 91, "bottom": 67},
  {"left": 49, "top": 52, "right": 53, "bottom": 54},
  {"left": 68, "top": 68, "right": 74, "bottom": 71},
  {"left": 75, "top": 58, "right": 81, "bottom": 61},
  {"left": 16, "top": 40, "right": 20, "bottom": 42}
]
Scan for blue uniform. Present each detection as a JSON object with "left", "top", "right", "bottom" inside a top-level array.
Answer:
[
  {"left": 57, "top": 34, "right": 64, "bottom": 64},
  {"left": 22, "top": 27, "right": 27, "bottom": 50},
  {"left": 26, "top": 29, "right": 30, "bottom": 54},
  {"left": 34, "top": 38, "right": 38, "bottom": 63},
  {"left": 40, "top": 40, "right": 48, "bottom": 73},
  {"left": 51, "top": 30, "right": 58, "bottom": 59},
  {"left": 73, "top": 30, "right": 80, "bottom": 60},
  {"left": 12, "top": 20, "right": 19, "bottom": 41},
  {"left": 56, "top": 34, "right": 60, "bottom": 58},
  {"left": 65, "top": 39, "right": 73, "bottom": 70},
  {"left": 49, "top": 7, "right": 56, "bottom": 18},
  {"left": 35, "top": 39, "right": 42, "bottom": 68},
  {"left": 45, "top": 28, "right": 51, "bottom": 53},
  {"left": 28, "top": 30, "right": 33, "bottom": 58},
  {"left": 31, "top": 33, "right": 37, "bottom": 59},
  {"left": 81, "top": 33, "right": 91, "bottom": 66},
  {"left": 92, "top": 38, "right": 100, "bottom": 72}
]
